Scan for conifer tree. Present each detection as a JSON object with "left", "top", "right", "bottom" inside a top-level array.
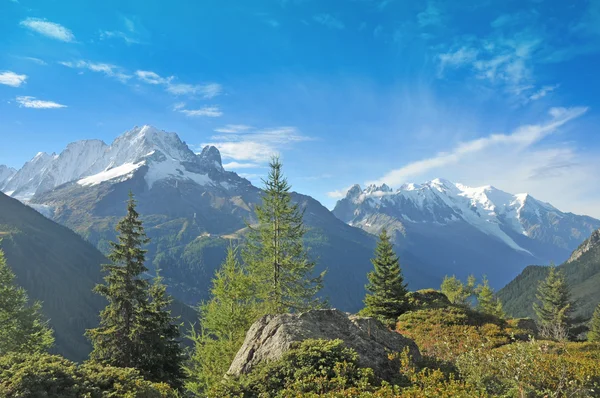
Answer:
[
  {"left": 533, "top": 266, "right": 574, "bottom": 341},
  {"left": 440, "top": 275, "right": 476, "bottom": 306},
  {"left": 138, "top": 270, "right": 185, "bottom": 389},
  {"left": 588, "top": 303, "right": 600, "bottom": 342},
  {"left": 87, "top": 192, "right": 150, "bottom": 368},
  {"left": 186, "top": 246, "right": 258, "bottom": 394},
  {"left": 476, "top": 276, "right": 505, "bottom": 318},
  {"left": 363, "top": 229, "right": 408, "bottom": 326},
  {"left": 0, "top": 248, "right": 54, "bottom": 355},
  {"left": 243, "top": 157, "right": 324, "bottom": 315}
]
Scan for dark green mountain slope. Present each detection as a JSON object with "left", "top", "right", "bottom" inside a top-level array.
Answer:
[
  {"left": 0, "top": 192, "right": 196, "bottom": 361},
  {"left": 498, "top": 229, "right": 600, "bottom": 320},
  {"left": 0, "top": 192, "right": 106, "bottom": 361}
]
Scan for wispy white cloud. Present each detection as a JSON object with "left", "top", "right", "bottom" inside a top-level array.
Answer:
[
  {"left": 223, "top": 161, "right": 261, "bottom": 169},
  {"left": 327, "top": 185, "right": 354, "bottom": 199},
  {"left": 204, "top": 126, "right": 311, "bottom": 163},
  {"left": 438, "top": 47, "right": 478, "bottom": 75},
  {"left": 135, "top": 70, "right": 222, "bottom": 98},
  {"left": 529, "top": 84, "right": 559, "bottom": 101},
  {"left": 20, "top": 18, "right": 75, "bottom": 42},
  {"left": 19, "top": 56, "right": 47, "bottom": 65},
  {"left": 214, "top": 124, "right": 253, "bottom": 133},
  {"left": 301, "top": 173, "right": 333, "bottom": 181},
  {"left": 368, "top": 106, "right": 588, "bottom": 186},
  {"left": 60, "top": 60, "right": 132, "bottom": 82},
  {"left": 100, "top": 30, "right": 140, "bottom": 45},
  {"left": 0, "top": 71, "right": 27, "bottom": 87},
  {"left": 16, "top": 96, "right": 67, "bottom": 109},
  {"left": 313, "top": 14, "right": 345, "bottom": 30},
  {"left": 178, "top": 106, "right": 223, "bottom": 117},
  {"left": 417, "top": 2, "right": 443, "bottom": 27}
]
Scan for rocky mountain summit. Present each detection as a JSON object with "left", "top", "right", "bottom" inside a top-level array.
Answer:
[{"left": 228, "top": 309, "right": 421, "bottom": 380}]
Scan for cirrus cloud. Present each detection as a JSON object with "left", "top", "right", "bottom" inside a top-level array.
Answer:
[
  {"left": 20, "top": 18, "right": 75, "bottom": 42},
  {"left": 16, "top": 96, "right": 67, "bottom": 109}
]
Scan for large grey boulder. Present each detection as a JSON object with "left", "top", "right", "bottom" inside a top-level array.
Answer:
[{"left": 227, "top": 309, "right": 421, "bottom": 380}]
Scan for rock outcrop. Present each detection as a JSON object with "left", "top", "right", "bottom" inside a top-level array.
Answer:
[
  {"left": 227, "top": 309, "right": 421, "bottom": 380},
  {"left": 567, "top": 229, "right": 600, "bottom": 263}
]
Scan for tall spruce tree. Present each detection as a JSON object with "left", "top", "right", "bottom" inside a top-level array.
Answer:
[
  {"left": 0, "top": 248, "right": 54, "bottom": 355},
  {"left": 186, "top": 246, "right": 258, "bottom": 394},
  {"left": 588, "top": 304, "right": 600, "bottom": 342},
  {"left": 138, "top": 270, "right": 185, "bottom": 389},
  {"left": 243, "top": 157, "right": 324, "bottom": 315},
  {"left": 363, "top": 229, "right": 408, "bottom": 326},
  {"left": 86, "top": 192, "right": 150, "bottom": 368},
  {"left": 533, "top": 266, "right": 574, "bottom": 341}
]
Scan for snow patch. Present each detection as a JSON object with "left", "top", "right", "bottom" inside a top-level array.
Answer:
[
  {"left": 78, "top": 162, "right": 143, "bottom": 186},
  {"left": 144, "top": 158, "right": 211, "bottom": 188}
]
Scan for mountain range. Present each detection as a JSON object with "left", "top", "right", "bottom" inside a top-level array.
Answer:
[
  {"left": 0, "top": 126, "right": 391, "bottom": 311},
  {"left": 1, "top": 125, "right": 598, "bottom": 312},
  {"left": 333, "top": 181, "right": 600, "bottom": 287}
]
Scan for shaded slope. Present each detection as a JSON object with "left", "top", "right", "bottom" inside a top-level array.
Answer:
[
  {"left": 498, "top": 229, "right": 600, "bottom": 320},
  {"left": 0, "top": 192, "right": 196, "bottom": 361},
  {"left": 0, "top": 192, "right": 106, "bottom": 361}
]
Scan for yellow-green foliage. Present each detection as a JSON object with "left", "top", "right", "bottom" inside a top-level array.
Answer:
[
  {"left": 396, "top": 307, "right": 510, "bottom": 363},
  {"left": 0, "top": 353, "right": 176, "bottom": 397},
  {"left": 456, "top": 341, "right": 600, "bottom": 397}
]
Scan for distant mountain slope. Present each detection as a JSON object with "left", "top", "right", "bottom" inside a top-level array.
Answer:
[
  {"left": 0, "top": 191, "right": 196, "bottom": 361},
  {"left": 1, "top": 125, "right": 421, "bottom": 312},
  {"left": 0, "top": 191, "right": 106, "bottom": 361},
  {"left": 333, "top": 180, "right": 600, "bottom": 288},
  {"left": 0, "top": 165, "right": 16, "bottom": 188},
  {"left": 498, "top": 229, "right": 600, "bottom": 320}
]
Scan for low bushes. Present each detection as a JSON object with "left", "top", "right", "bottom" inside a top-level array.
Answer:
[{"left": 0, "top": 352, "right": 176, "bottom": 397}]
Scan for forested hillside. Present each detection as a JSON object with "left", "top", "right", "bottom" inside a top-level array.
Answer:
[
  {"left": 0, "top": 192, "right": 106, "bottom": 360},
  {"left": 498, "top": 229, "right": 600, "bottom": 319},
  {"left": 0, "top": 192, "right": 195, "bottom": 361}
]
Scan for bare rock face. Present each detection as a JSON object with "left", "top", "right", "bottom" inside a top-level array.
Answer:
[
  {"left": 227, "top": 309, "right": 421, "bottom": 380},
  {"left": 567, "top": 229, "right": 600, "bottom": 263}
]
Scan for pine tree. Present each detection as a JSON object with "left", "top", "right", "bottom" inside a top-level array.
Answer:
[
  {"left": 243, "top": 157, "right": 324, "bottom": 315},
  {"left": 87, "top": 192, "right": 150, "bottom": 368},
  {"left": 533, "top": 266, "right": 574, "bottom": 341},
  {"left": 0, "top": 248, "right": 54, "bottom": 355},
  {"left": 138, "top": 270, "right": 185, "bottom": 389},
  {"left": 476, "top": 276, "right": 505, "bottom": 318},
  {"left": 186, "top": 246, "right": 258, "bottom": 394},
  {"left": 363, "top": 229, "right": 408, "bottom": 326},
  {"left": 588, "top": 303, "right": 600, "bottom": 342}
]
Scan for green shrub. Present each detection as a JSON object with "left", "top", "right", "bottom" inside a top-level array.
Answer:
[
  {"left": 406, "top": 289, "right": 452, "bottom": 311},
  {"left": 0, "top": 352, "right": 176, "bottom": 397},
  {"left": 456, "top": 340, "right": 600, "bottom": 397},
  {"left": 396, "top": 308, "right": 509, "bottom": 363},
  {"left": 214, "top": 339, "right": 379, "bottom": 397}
]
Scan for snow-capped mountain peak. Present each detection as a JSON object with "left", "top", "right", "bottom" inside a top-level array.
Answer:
[
  {"left": 333, "top": 178, "right": 600, "bottom": 255},
  {"left": 1, "top": 125, "right": 230, "bottom": 199}
]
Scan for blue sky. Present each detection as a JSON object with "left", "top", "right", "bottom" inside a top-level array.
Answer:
[{"left": 1, "top": 0, "right": 600, "bottom": 216}]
